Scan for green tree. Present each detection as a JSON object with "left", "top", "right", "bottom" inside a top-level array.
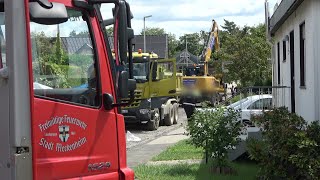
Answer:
[
  {"left": 31, "top": 32, "right": 53, "bottom": 59},
  {"left": 140, "top": 27, "right": 178, "bottom": 58},
  {"left": 219, "top": 20, "right": 271, "bottom": 86},
  {"left": 140, "top": 27, "right": 165, "bottom": 35},
  {"left": 69, "top": 30, "right": 89, "bottom": 38},
  {"left": 55, "top": 27, "right": 64, "bottom": 65},
  {"left": 221, "top": 20, "right": 239, "bottom": 34},
  {"left": 176, "top": 32, "right": 201, "bottom": 56},
  {"left": 106, "top": 26, "right": 113, "bottom": 36},
  {"left": 168, "top": 33, "right": 178, "bottom": 58}
]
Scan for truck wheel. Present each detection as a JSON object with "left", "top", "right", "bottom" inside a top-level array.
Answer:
[
  {"left": 173, "top": 103, "right": 179, "bottom": 124},
  {"left": 147, "top": 108, "right": 160, "bottom": 131},
  {"left": 159, "top": 108, "right": 165, "bottom": 126},
  {"left": 164, "top": 104, "right": 174, "bottom": 126}
]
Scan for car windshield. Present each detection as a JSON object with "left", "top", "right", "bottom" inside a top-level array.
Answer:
[
  {"left": 228, "top": 98, "right": 249, "bottom": 108},
  {"left": 133, "top": 62, "right": 149, "bottom": 81}
]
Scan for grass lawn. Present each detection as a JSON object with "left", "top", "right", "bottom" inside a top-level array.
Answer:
[
  {"left": 134, "top": 163, "right": 258, "bottom": 180},
  {"left": 135, "top": 140, "right": 259, "bottom": 180},
  {"left": 151, "top": 140, "right": 204, "bottom": 161}
]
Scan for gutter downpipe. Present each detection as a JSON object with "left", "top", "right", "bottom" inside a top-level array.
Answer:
[{"left": 265, "top": 0, "right": 277, "bottom": 107}]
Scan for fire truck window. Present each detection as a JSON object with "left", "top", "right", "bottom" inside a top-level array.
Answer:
[
  {"left": 155, "top": 62, "right": 174, "bottom": 81},
  {"left": 0, "top": 12, "right": 5, "bottom": 68},
  {"left": 30, "top": 9, "right": 100, "bottom": 107},
  {"left": 100, "top": 4, "right": 114, "bottom": 37}
]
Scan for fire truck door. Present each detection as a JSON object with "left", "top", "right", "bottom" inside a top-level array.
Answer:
[{"left": 28, "top": 6, "right": 119, "bottom": 180}]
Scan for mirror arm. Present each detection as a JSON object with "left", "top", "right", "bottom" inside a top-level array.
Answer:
[
  {"left": 104, "top": 92, "right": 135, "bottom": 110},
  {"left": 73, "top": 0, "right": 94, "bottom": 15},
  {"left": 88, "top": 0, "right": 119, "bottom": 5},
  {"left": 34, "top": 0, "right": 53, "bottom": 8},
  {"left": 103, "top": 18, "right": 114, "bottom": 26},
  {"left": 111, "top": 95, "right": 135, "bottom": 108}
]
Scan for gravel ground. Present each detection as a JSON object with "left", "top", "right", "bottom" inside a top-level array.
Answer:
[{"left": 126, "top": 108, "right": 188, "bottom": 150}]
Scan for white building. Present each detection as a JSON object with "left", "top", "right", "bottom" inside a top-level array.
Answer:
[{"left": 268, "top": 0, "right": 320, "bottom": 122}]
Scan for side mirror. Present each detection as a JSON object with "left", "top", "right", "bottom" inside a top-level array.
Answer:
[
  {"left": 118, "top": 1, "right": 134, "bottom": 64},
  {"left": 118, "top": 1, "right": 128, "bottom": 64},
  {"left": 118, "top": 71, "right": 136, "bottom": 98},
  {"left": 103, "top": 93, "right": 114, "bottom": 111},
  {"left": 29, "top": 1, "right": 68, "bottom": 25}
]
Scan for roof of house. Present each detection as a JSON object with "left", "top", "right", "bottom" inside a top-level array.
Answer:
[
  {"left": 175, "top": 49, "right": 199, "bottom": 66},
  {"left": 60, "top": 35, "right": 167, "bottom": 58},
  {"left": 269, "top": 0, "right": 304, "bottom": 35},
  {"left": 61, "top": 37, "right": 92, "bottom": 54}
]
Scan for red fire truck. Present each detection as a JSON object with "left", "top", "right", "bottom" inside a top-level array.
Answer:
[{"left": 0, "top": 0, "right": 136, "bottom": 179}]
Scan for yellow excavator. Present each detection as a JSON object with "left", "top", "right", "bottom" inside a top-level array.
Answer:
[{"left": 181, "top": 19, "right": 225, "bottom": 106}]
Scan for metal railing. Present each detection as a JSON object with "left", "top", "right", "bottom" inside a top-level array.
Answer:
[{"left": 222, "top": 86, "right": 291, "bottom": 108}]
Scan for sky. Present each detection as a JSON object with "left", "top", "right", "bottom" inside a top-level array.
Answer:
[
  {"left": 101, "top": 0, "right": 281, "bottom": 37},
  {"left": 28, "top": 0, "right": 282, "bottom": 38}
]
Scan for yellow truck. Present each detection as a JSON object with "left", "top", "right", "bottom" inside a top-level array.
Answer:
[{"left": 121, "top": 51, "right": 180, "bottom": 130}]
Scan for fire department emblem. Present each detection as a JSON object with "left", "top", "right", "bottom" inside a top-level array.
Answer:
[{"left": 59, "top": 125, "right": 70, "bottom": 142}]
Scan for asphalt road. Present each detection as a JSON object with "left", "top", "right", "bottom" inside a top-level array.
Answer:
[
  {"left": 125, "top": 108, "right": 188, "bottom": 150},
  {"left": 125, "top": 108, "right": 189, "bottom": 168}
]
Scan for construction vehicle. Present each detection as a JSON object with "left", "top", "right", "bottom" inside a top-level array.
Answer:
[
  {"left": 121, "top": 50, "right": 180, "bottom": 131},
  {"left": 0, "top": 0, "right": 137, "bottom": 179},
  {"left": 180, "top": 20, "right": 225, "bottom": 106}
]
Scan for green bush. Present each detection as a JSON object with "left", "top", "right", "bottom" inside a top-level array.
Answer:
[
  {"left": 247, "top": 107, "right": 320, "bottom": 180},
  {"left": 187, "top": 107, "right": 242, "bottom": 168}
]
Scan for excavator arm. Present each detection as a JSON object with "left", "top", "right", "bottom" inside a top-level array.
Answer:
[{"left": 202, "top": 20, "right": 220, "bottom": 75}]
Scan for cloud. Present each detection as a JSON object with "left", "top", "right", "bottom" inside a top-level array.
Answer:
[{"left": 101, "top": 0, "right": 279, "bottom": 37}]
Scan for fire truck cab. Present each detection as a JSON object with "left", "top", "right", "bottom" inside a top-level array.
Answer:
[{"left": 0, "top": 0, "right": 135, "bottom": 179}]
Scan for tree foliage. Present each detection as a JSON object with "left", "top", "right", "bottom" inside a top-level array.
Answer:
[
  {"left": 69, "top": 30, "right": 89, "bottom": 38},
  {"left": 218, "top": 20, "right": 271, "bottom": 86},
  {"left": 105, "top": 26, "right": 113, "bottom": 36},
  {"left": 248, "top": 108, "right": 320, "bottom": 179},
  {"left": 176, "top": 33, "right": 202, "bottom": 56},
  {"left": 187, "top": 107, "right": 242, "bottom": 169},
  {"left": 32, "top": 32, "right": 93, "bottom": 88},
  {"left": 140, "top": 27, "right": 166, "bottom": 35}
]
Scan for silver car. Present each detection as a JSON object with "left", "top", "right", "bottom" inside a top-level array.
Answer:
[
  {"left": 195, "top": 94, "right": 273, "bottom": 126},
  {"left": 228, "top": 94, "right": 272, "bottom": 126}
]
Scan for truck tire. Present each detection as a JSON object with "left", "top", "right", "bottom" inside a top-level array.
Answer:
[
  {"left": 147, "top": 108, "right": 160, "bottom": 131},
  {"left": 159, "top": 108, "right": 164, "bottom": 126},
  {"left": 164, "top": 104, "right": 174, "bottom": 126},
  {"left": 173, "top": 103, "right": 179, "bottom": 124}
]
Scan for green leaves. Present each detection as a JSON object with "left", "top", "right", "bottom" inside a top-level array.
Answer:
[
  {"left": 187, "top": 107, "right": 242, "bottom": 168},
  {"left": 176, "top": 33, "right": 202, "bottom": 56},
  {"left": 219, "top": 20, "right": 271, "bottom": 85},
  {"left": 247, "top": 107, "right": 320, "bottom": 179}
]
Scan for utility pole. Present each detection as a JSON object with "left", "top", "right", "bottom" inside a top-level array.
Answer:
[
  {"left": 185, "top": 35, "right": 188, "bottom": 67},
  {"left": 143, "top": 15, "right": 152, "bottom": 53}
]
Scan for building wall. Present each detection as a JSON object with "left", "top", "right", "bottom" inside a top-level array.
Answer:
[
  {"left": 132, "top": 35, "right": 168, "bottom": 58},
  {"left": 272, "top": 0, "right": 319, "bottom": 122}
]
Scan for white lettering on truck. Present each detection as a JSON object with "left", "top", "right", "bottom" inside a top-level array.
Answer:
[
  {"left": 38, "top": 115, "right": 87, "bottom": 132},
  {"left": 56, "top": 137, "right": 87, "bottom": 152},
  {"left": 38, "top": 115, "right": 88, "bottom": 152},
  {"left": 39, "top": 138, "right": 54, "bottom": 150}
]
